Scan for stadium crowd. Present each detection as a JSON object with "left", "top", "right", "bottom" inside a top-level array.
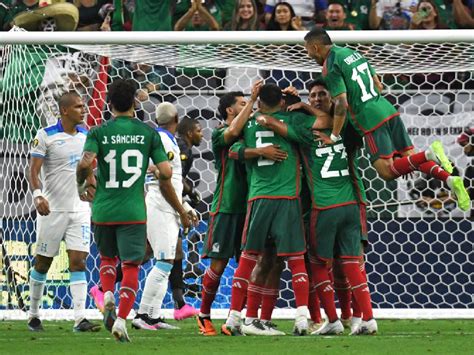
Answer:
[{"left": 1, "top": 0, "right": 474, "bottom": 32}]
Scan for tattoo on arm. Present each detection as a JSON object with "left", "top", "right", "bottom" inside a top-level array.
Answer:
[{"left": 334, "top": 97, "right": 347, "bottom": 117}]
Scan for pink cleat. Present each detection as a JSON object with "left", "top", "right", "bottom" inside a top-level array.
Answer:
[
  {"left": 174, "top": 304, "right": 199, "bottom": 321},
  {"left": 89, "top": 285, "right": 105, "bottom": 314}
]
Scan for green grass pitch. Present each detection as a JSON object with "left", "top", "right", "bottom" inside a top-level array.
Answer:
[{"left": 0, "top": 319, "right": 472, "bottom": 354}]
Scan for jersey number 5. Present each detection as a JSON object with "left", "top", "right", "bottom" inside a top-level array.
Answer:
[
  {"left": 351, "top": 62, "right": 377, "bottom": 103},
  {"left": 256, "top": 131, "right": 275, "bottom": 166},
  {"left": 104, "top": 149, "right": 143, "bottom": 188}
]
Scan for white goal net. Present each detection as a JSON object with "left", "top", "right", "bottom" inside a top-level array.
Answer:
[{"left": 1, "top": 30, "right": 473, "bottom": 319}]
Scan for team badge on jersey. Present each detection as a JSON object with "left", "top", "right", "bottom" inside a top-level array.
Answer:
[
  {"left": 32, "top": 138, "right": 39, "bottom": 148},
  {"left": 212, "top": 242, "right": 220, "bottom": 253},
  {"left": 167, "top": 151, "right": 174, "bottom": 161},
  {"left": 180, "top": 153, "right": 188, "bottom": 161}
]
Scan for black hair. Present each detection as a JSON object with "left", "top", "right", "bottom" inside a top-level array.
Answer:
[
  {"left": 267, "top": 2, "right": 297, "bottom": 31},
  {"left": 218, "top": 91, "right": 245, "bottom": 119},
  {"left": 109, "top": 79, "right": 136, "bottom": 112},
  {"left": 259, "top": 83, "right": 282, "bottom": 108},
  {"left": 304, "top": 28, "right": 333, "bottom": 45},
  {"left": 58, "top": 91, "right": 81, "bottom": 112},
  {"left": 306, "top": 79, "right": 328, "bottom": 92},
  {"left": 177, "top": 117, "right": 200, "bottom": 137},
  {"left": 327, "top": 0, "right": 346, "bottom": 9}
]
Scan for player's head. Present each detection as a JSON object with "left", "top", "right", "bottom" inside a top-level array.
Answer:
[
  {"left": 156, "top": 102, "right": 179, "bottom": 128},
  {"left": 108, "top": 79, "right": 136, "bottom": 115},
  {"left": 326, "top": 1, "right": 347, "bottom": 28},
  {"left": 58, "top": 91, "right": 84, "bottom": 125},
  {"left": 177, "top": 117, "right": 203, "bottom": 147},
  {"left": 218, "top": 91, "right": 246, "bottom": 121},
  {"left": 307, "top": 79, "right": 332, "bottom": 113},
  {"left": 304, "top": 28, "right": 333, "bottom": 65},
  {"left": 258, "top": 83, "right": 283, "bottom": 111},
  {"left": 282, "top": 93, "right": 301, "bottom": 111}
]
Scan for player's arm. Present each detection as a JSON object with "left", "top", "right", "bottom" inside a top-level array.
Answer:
[
  {"left": 373, "top": 74, "right": 384, "bottom": 93},
  {"left": 256, "top": 115, "right": 289, "bottom": 137},
  {"left": 223, "top": 79, "right": 263, "bottom": 144},
  {"left": 229, "top": 140, "right": 287, "bottom": 162},
  {"left": 29, "top": 156, "right": 50, "bottom": 216},
  {"left": 76, "top": 151, "right": 97, "bottom": 202}
]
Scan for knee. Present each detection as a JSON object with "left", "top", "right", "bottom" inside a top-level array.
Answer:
[
  {"left": 69, "top": 255, "right": 87, "bottom": 272},
  {"left": 210, "top": 258, "right": 228, "bottom": 274}
]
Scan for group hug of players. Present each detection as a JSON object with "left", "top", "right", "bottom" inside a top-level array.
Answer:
[{"left": 26, "top": 28, "right": 470, "bottom": 342}]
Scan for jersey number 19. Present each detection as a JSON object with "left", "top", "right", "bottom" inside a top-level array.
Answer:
[{"left": 104, "top": 149, "right": 143, "bottom": 188}]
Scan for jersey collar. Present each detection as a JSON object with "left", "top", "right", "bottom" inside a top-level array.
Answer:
[{"left": 156, "top": 127, "right": 178, "bottom": 146}]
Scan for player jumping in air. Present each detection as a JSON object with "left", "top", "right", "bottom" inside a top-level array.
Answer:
[{"left": 303, "top": 28, "right": 470, "bottom": 212}]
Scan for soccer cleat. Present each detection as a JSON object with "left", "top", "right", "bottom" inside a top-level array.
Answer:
[
  {"left": 351, "top": 317, "right": 362, "bottom": 334},
  {"left": 311, "top": 320, "right": 344, "bottom": 335},
  {"left": 174, "top": 304, "right": 199, "bottom": 321},
  {"left": 262, "top": 321, "right": 286, "bottom": 336},
  {"left": 27, "top": 317, "right": 44, "bottom": 332},
  {"left": 73, "top": 318, "right": 101, "bottom": 332},
  {"left": 103, "top": 291, "right": 117, "bottom": 332},
  {"left": 131, "top": 315, "right": 158, "bottom": 331},
  {"left": 89, "top": 285, "right": 105, "bottom": 313},
  {"left": 450, "top": 176, "right": 471, "bottom": 212},
  {"left": 308, "top": 320, "right": 325, "bottom": 334},
  {"left": 151, "top": 317, "right": 180, "bottom": 330},
  {"left": 350, "top": 318, "right": 378, "bottom": 335},
  {"left": 112, "top": 317, "right": 131, "bottom": 342},
  {"left": 429, "top": 141, "right": 453, "bottom": 174},
  {"left": 293, "top": 315, "right": 308, "bottom": 336},
  {"left": 221, "top": 323, "right": 245, "bottom": 336},
  {"left": 242, "top": 319, "right": 275, "bottom": 336},
  {"left": 197, "top": 316, "right": 217, "bottom": 336},
  {"left": 341, "top": 317, "right": 351, "bottom": 329}
]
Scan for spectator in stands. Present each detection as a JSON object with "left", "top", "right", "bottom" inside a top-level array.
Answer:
[
  {"left": 3, "top": 0, "right": 39, "bottom": 30},
  {"left": 266, "top": 2, "right": 306, "bottom": 30},
  {"left": 344, "top": 0, "right": 372, "bottom": 30},
  {"left": 133, "top": 0, "right": 174, "bottom": 30},
  {"left": 321, "top": 1, "right": 359, "bottom": 29},
  {"left": 453, "top": 0, "right": 474, "bottom": 28},
  {"left": 369, "top": 0, "right": 418, "bottom": 29},
  {"left": 264, "top": 0, "right": 324, "bottom": 28},
  {"left": 0, "top": 0, "right": 13, "bottom": 30},
  {"left": 409, "top": 0, "right": 448, "bottom": 28},
  {"left": 457, "top": 127, "right": 474, "bottom": 218},
  {"left": 226, "top": 0, "right": 260, "bottom": 30},
  {"left": 72, "top": 0, "right": 112, "bottom": 31},
  {"left": 174, "top": 0, "right": 220, "bottom": 31}
]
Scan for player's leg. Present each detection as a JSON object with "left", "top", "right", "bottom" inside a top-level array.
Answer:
[
  {"left": 272, "top": 199, "right": 309, "bottom": 336},
  {"left": 65, "top": 212, "right": 100, "bottom": 332},
  {"left": 260, "top": 254, "right": 285, "bottom": 333},
  {"left": 332, "top": 259, "right": 352, "bottom": 327},
  {"left": 27, "top": 212, "right": 66, "bottom": 331}
]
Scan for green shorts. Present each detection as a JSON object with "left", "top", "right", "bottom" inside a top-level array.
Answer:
[
  {"left": 242, "top": 198, "right": 306, "bottom": 256},
  {"left": 308, "top": 204, "right": 365, "bottom": 260},
  {"left": 94, "top": 223, "right": 147, "bottom": 262},
  {"left": 364, "top": 116, "right": 414, "bottom": 163},
  {"left": 202, "top": 212, "right": 245, "bottom": 260}
]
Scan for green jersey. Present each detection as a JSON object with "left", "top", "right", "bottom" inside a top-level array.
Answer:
[
  {"left": 210, "top": 125, "right": 248, "bottom": 214},
  {"left": 240, "top": 111, "right": 303, "bottom": 201},
  {"left": 287, "top": 116, "right": 362, "bottom": 209},
  {"left": 133, "top": 0, "right": 172, "bottom": 31},
  {"left": 83, "top": 116, "right": 168, "bottom": 224},
  {"left": 323, "top": 45, "right": 399, "bottom": 136}
]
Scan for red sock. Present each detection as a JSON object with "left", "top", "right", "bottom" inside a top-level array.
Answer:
[
  {"left": 308, "top": 284, "right": 322, "bottom": 323},
  {"left": 390, "top": 151, "right": 427, "bottom": 177},
  {"left": 334, "top": 277, "right": 352, "bottom": 320},
  {"left": 200, "top": 267, "right": 223, "bottom": 316},
  {"left": 341, "top": 260, "right": 373, "bottom": 321},
  {"left": 352, "top": 293, "right": 362, "bottom": 318},
  {"left": 246, "top": 283, "right": 264, "bottom": 318},
  {"left": 99, "top": 256, "right": 117, "bottom": 293},
  {"left": 230, "top": 253, "right": 257, "bottom": 312},
  {"left": 118, "top": 262, "right": 139, "bottom": 319},
  {"left": 310, "top": 258, "right": 338, "bottom": 322},
  {"left": 260, "top": 287, "right": 278, "bottom": 321},
  {"left": 418, "top": 161, "right": 450, "bottom": 182},
  {"left": 288, "top": 256, "right": 309, "bottom": 307}
]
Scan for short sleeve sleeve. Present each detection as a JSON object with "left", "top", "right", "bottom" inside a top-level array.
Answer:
[
  {"left": 30, "top": 130, "right": 47, "bottom": 158},
  {"left": 287, "top": 116, "right": 315, "bottom": 146},
  {"left": 83, "top": 126, "right": 100, "bottom": 154},
  {"left": 324, "top": 57, "right": 347, "bottom": 98},
  {"left": 150, "top": 131, "right": 168, "bottom": 164},
  {"left": 229, "top": 140, "right": 246, "bottom": 162},
  {"left": 212, "top": 127, "right": 227, "bottom": 151}
]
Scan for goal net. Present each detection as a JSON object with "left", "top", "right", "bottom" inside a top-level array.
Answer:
[{"left": 1, "top": 30, "right": 473, "bottom": 320}]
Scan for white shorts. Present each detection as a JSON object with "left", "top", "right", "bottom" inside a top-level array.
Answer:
[
  {"left": 36, "top": 211, "right": 91, "bottom": 257},
  {"left": 146, "top": 195, "right": 180, "bottom": 260}
]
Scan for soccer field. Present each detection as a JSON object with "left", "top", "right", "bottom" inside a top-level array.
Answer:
[{"left": 0, "top": 319, "right": 472, "bottom": 354}]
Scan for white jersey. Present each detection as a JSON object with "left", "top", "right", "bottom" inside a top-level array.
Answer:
[
  {"left": 145, "top": 128, "right": 183, "bottom": 214},
  {"left": 30, "top": 120, "right": 90, "bottom": 212}
]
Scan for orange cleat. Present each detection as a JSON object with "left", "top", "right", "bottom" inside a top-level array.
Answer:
[{"left": 197, "top": 316, "right": 217, "bottom": 336}]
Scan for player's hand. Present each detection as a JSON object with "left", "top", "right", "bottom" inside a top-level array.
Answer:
[
  {"left": 287, "top": 102, "right": 306, "bottom": 112},
  {"left": 256, "top": 114, "right": 273, "bottom": 127},
  {"left": 260, "top": 144, "right": 288, "bottom": 162},
  {"left": 250, "top": 79, "right": 263, "bottom": 102},
  {"left": 188, "top": 190, "right": 201, "bottom": 207},
  {"left": 184, "top": 202, "right": 200, "bottom": 227},
  {"left": 34, "top": 196, "right": 50, "bottom": 216},
  {"left": 282, "top": 86, "right": 299, "bottom": 97},
  {"left": 179, "top": 210, "right": 192, "bottom": 234},
  {"left": 313, "top": 130, "right": 334, "bottom": 146}
]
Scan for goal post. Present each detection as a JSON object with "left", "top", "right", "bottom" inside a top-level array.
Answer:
[{"left": 1, "top": 30, "right": 473, "bottom": 320}]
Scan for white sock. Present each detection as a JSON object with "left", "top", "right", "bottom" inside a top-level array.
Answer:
[
  {"left": 296, "top": 305, "right": 309, "bottom": 318},
  {"left": 226, "top": 310, "right": 242, "bottom": 327},
  {"left": 29, "top": 269, "right": 47, "bottom": 319},
  {"left": 245, "top": 316, "right": 257, "bottom": 325},
  {"left": 138, "top": 261, "right": 172, "bottom": 318},
  {"left": 70, "top": 271, "right": 87, "bottom": 325},
  {"left": 447, "top": 176, "right": 454, "bottom": 189}
]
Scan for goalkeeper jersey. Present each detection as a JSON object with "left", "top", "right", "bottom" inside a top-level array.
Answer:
[
  {"left": 287, "top": 116, "right": 365, "bottom": 209},
  {"left": 210, "top": 124, "right": 248, "bottom": 214},
  {"left": 322, "top": 45, "right": 399, "bottom": 135},
  {"left": 83, "top": 116, "right": 168, "bottom": 224}
]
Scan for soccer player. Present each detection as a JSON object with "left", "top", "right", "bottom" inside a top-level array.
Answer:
[
  {"left": 303, "top": 28, "right": 470, "bottom": 212},
  {"left": 223, "top": 83, "right": 310, "bottom": 336},
  {"left": 257, "top": 100, "right": 377, "bottom": 336},
  {"left": 133, "top": 102, "right": 199, "bottom": 330},
  {"left": 76, "top": 79, "right": 191, "bottom": 342},
  {"left": 27, "top": 92, "right": 100, "bottom": 333}
]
